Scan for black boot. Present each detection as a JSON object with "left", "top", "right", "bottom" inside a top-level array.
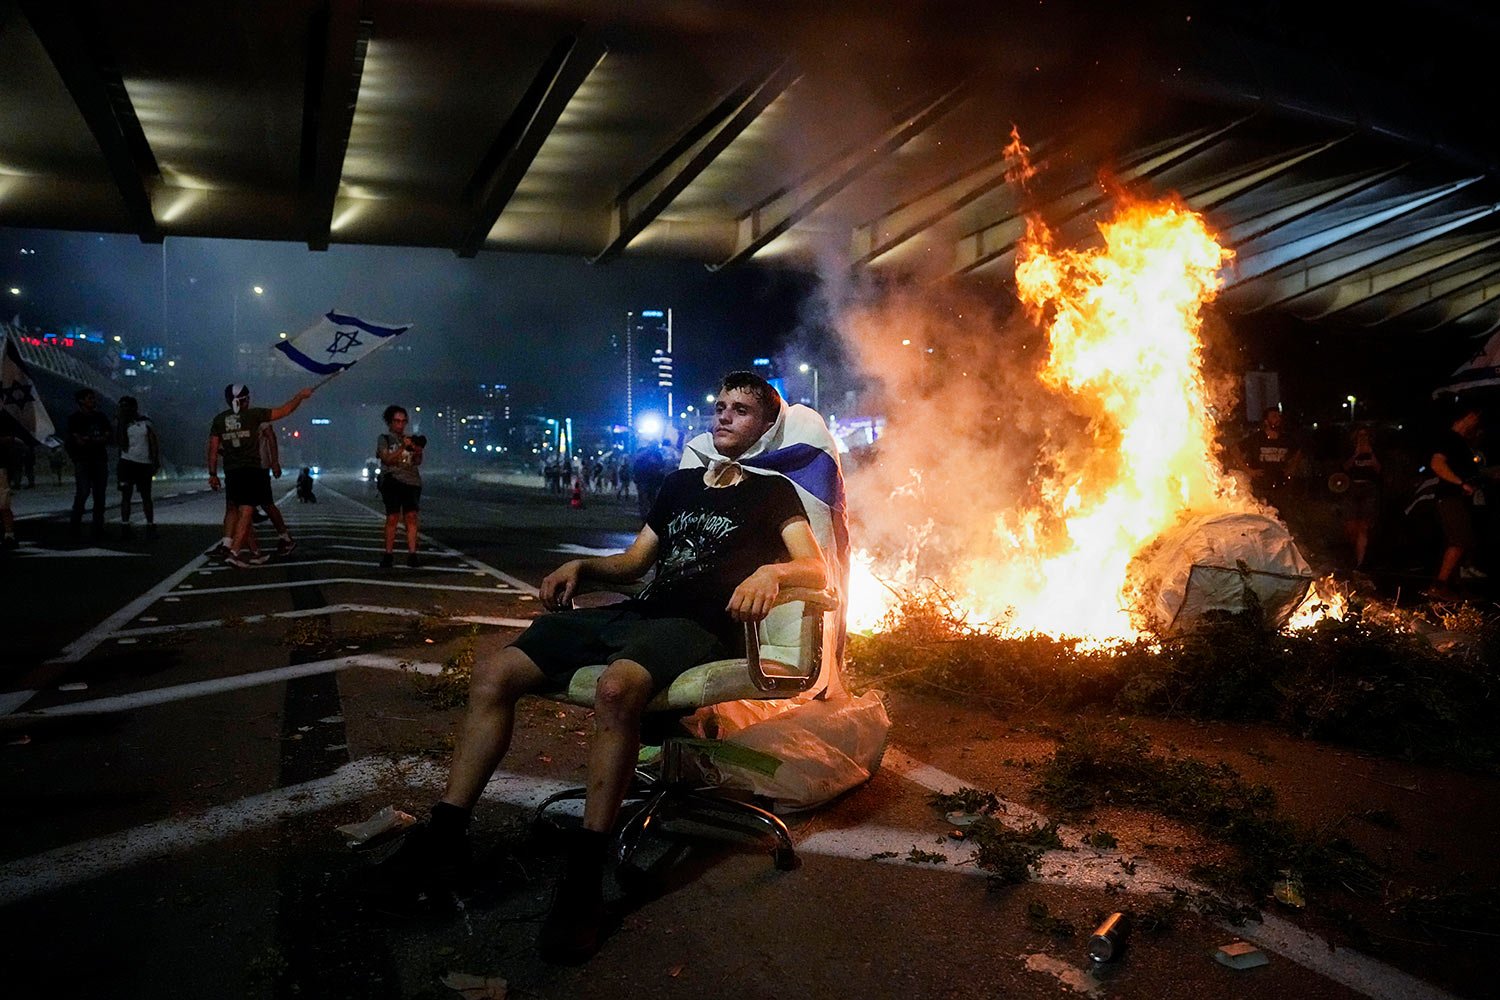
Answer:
[
  {"left": 538, "top": 827, "right": 608, "bottom": 964},
  {"left": 362, "top": 805, "right": 471, "bottom": 908}
]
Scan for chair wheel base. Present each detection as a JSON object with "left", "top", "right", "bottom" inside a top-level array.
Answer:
[{"left": 773, "top": 846, "right": 800, "bottom": 871}]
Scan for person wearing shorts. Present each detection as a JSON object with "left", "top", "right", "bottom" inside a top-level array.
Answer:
[
  {"left": 115, "top": 396, "right": 160, "bottom": 539},
  {"left": 370, "top": 371, "right": 829, "bottom": 963},
  {"left": 1426, "top": 406, "right": 1483, "bottom": 599},
  {"left": 207, "top": 383, "right": 313, "bottom": 569},
  {"left": 376, "top": 405, "right": 423, "bottom": 568}
]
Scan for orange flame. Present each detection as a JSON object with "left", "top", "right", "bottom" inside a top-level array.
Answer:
[{"left": 848, "top": 190, "right": 1267, "bottom": 641}]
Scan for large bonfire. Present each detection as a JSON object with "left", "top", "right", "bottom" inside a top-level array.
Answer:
[{"left": 846, "top": 170, "right": 1328, "bottom": 641}]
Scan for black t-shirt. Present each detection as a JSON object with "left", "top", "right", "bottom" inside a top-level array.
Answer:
[
  {"left": 1431, "top": 429, "right": 1476, "bottom": 499},
  {"left": 66, "top": 409, "right": 112, "bottom": 462},
  {"left": 1241, "top": 429, "right": 1296, "bottom": 482},
  {"left": 636, "top": 468, "right": 805, "bottom": 647}
]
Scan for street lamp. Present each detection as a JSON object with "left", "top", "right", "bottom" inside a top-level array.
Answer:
[
  {"left": 232, "top": 284, "right": 265, "bottom": 342},
  {"left": 1346, "top": 394, "right": 1357, "bottom": 426},
  {"left": 798, "top": 362, "right": 820, "bottom": 412}
]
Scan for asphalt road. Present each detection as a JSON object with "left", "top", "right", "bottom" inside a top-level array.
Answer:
[{"left": 0, "top": 475, "right": 1476, "bottom": 999}]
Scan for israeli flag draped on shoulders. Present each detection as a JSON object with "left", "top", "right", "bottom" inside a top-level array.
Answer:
[
  {"left": 273, "top": 311, "right": 413, "bottom": 376},
  {"left": 680, "top": 400, "right": 850, "bottom": 687}
]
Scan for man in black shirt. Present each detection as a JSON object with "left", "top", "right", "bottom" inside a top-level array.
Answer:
[
  {"left": 1234, "top": 407, "right": 1303, "bottom": 503},
  {"left": 65, "top": 389, "right": 112, "bottom": 540},
  {"left": 1427, "top": 406, "right": 1483, "bottom": 598},
  {"left": 375, "top": 372, "right": 827, "bottom": 961}
]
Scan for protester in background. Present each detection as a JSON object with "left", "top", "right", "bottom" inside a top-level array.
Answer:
[
  {"left": 48, "top": 445, "right": 66, "bottom": 486},
  {"left": 116, "top": 396, "right": 160, "bottom": 540},
  {"left": 297, "top": 466, "right": 317, "bottom": 503},
  {"left": 0, "top": 410, "right": 23, "bottom": 550},
  {"left": 631, "top": 443, "right": 667, "bottom": 520},
  {"left": 66, "top": 388, "right": 112, "bottom": 541},
  {"left": 1426, "top": 406, "right": 1484, "bottom": 599},
  {"left": 208, "top": 383, "right": 313, "bottom": 568},
  {"left": 1234, "top": 407, "right": 1303, "bottom": 506},
  {"left": 256, "top": 421, "right": 298, "bottom": 556},
  {"left": 20, "top": 440, "right": 35, "bottom": 488},
  {"left": 377, "top": 404, "right": 424, "bottom": 568},
  {"left": 1340, "top": 427, "right": 1382, "bottom": 574}
]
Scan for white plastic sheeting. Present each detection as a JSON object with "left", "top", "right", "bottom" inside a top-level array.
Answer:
[
  {"left": 683, "top": 691, "right": 891, "bottom": 812},
  {"left": 1132, "top": 512, "right": 1314, "bottom": 631}
]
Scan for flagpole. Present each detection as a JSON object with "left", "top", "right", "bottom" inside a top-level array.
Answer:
[{"left": 313, "top": 368, "right": 345, "bottom": 391}]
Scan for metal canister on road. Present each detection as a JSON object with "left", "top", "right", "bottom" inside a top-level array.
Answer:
[{"left": 1088, "top": 912, "right": 1128, "bottom": 963}]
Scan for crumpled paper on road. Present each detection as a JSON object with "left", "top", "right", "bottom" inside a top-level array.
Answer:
[
  {"left": 335, "top": 804, "right": 415, "bottom": 847},
  {"left": 442, "top": 972, "right": 508, "bottom": 998}
]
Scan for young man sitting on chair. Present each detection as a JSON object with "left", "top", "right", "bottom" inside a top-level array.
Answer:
[{"left": 377, "top": 370, "right": 827, "bottom": 962}]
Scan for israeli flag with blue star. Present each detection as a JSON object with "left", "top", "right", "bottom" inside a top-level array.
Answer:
[
  {"left": 273, "top": 311, "right": 413, "bottom": 376},
  {"left": 1, "top": 329, "right": 56, "bottom": 445}
]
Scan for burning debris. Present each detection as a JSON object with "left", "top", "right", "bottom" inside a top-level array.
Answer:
[{"left": 841, "top": 169, "right": 1341, "bottom": 641}]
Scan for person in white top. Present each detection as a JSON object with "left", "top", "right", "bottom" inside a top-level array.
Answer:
[{"left": 116, "top": 396, "right": 160, "bottom": 539}]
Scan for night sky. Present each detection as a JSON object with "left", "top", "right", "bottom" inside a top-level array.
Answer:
[{"left": 0, "top": 226, "right": 818, "bottom": 423}]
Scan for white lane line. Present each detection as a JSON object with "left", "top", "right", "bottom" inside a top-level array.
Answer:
[
  {"left": 13, "top": 654, "right": 444, "bottom": 718},
  {"left": 325, "top": 487, "right": 540, "bottom": 597},
  {"left": 0, "top": 691, "right": 37, "bottom": 715},
  {"left": 168, "top": 578, "right": 524, "bottom": 597},
  {"left": 878, "top": 746, "right": 1455, "bottom": 1000},
  {"left": 323, "top": 544, "right": 463, "bottom": 556},
  {"left": 0, "top": 758, "right": 573, "bottom": 905},
  {"left": 43, "top": 553, "right": 211, "bottom": 668},
  {"left": 109, "top": 605, "right": 534, "bottom": 638},
  {"left": 196, "top": 559, "right": 486, "bottom": 575},
  {"left": 0, "top": 745, "right": 1461, "bottom": 1000}
]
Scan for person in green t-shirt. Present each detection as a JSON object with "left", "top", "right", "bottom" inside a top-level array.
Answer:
[{"left": 207, "top": 383, "right": 314, "bottom": 567}]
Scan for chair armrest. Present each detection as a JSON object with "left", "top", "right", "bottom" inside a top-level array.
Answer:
[{"left": 744, "top": 588, "right": 840, "bottom": 694}]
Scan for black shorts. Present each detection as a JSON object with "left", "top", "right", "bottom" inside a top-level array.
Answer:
[
  {"left": 510, "top": 605, "right": 730, "bottom": 693},
  {"left": 225, "top": 467, "right": 272, "bottom": 508},
  {"left": 117, "top": 459, "right": 154, "bottom": 491},
  {"left": 1436, "top": 495, "right": 1476, "bottom": 549},
  {"left": 381, "top": 479, "right": 421, "bottom": 514}
]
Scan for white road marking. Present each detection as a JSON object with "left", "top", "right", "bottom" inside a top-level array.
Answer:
[
  {"left": 324, "top": 487, "right": 539, "bottom": 596},
  {"left": 0, "top": 758, "right": 573, "bottom": 904},
  {"left": 43, "top": 553, "right": 211, "bottom": 668},
  {"left": 551, "top": 543, "right": 626, "bottom": 557},
  {"left": 15, "top": 654, "right": 443, "bottom": 718},
  {"left": 195, "top": 558, "right": 485, "bottom": 574},
  {"left": 323, "top": 544, "right": 464, "bottom": 556},
  {"left": 109, "top": 605, "right": 534, "bottom": 638},
  {"left": 0, "top": 747, "right": 1464, "bottom": 1000},
  {"left": 166, "top": 577, "right": 525, "bottom": 597},
  {"left": 7, "top": 544, "right": 149, "bottom": 558},
  {"left": 0, "top": 691, "right": 37, "bottom": 714},
  {"left": 873, "top": 748, "right": 1455, "bottom": 1000}
]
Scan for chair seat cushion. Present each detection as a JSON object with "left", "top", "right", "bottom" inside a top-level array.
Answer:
[{"left": 560, "top": 646, "right": 807, "bottom": 710}]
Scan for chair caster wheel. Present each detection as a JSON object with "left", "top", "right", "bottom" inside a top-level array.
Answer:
[
  {"left": 615, "top": 861, "right": 653, "bottom": 897},
  {"left": 773, "top": 847, "right": 800, "bottom": 871}
]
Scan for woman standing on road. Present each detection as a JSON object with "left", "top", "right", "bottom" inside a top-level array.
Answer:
[
  {"left": 376, "top": 405, "right": 424, "bottom": 568},
  {"left": 116, "top": 396, "right": 160, "bottom": 539}
]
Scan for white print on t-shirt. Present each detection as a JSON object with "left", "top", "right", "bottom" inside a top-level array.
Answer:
[
  {"left": 220, "top": 412, "right": 252, "bottom": 451},
  {"left": 657, "top": 509, "right": 739, "bottom": 579},
  {"left": 1258, "top": 445, "right": 1289, "bottom": 465}
]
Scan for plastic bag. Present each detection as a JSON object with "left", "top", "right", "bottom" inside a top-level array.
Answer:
[{"left": 683, "top": 691, "right": 891, "bottom": 812}]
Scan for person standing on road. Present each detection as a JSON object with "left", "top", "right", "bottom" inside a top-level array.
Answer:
[
  {"left": 0, "top": 410, "right": 23, "bottom": 550},
  {"left": 116, "top": 396, "right": 160, "bottom": 540},
  {"left": 254, "top": 421, "right": 299, "bottom": 556},
  {"left": 207, "top": 384, "right": 313, "bottom": 568},
  {"left": 376, "top": 404, "right": 424, "bottom": 568},
  {"left": 66, "top": 388, "right": 112, "bottom": 541},
  {"left": 1426, "top": 405, "right": 1485, "bottom": 599}
]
